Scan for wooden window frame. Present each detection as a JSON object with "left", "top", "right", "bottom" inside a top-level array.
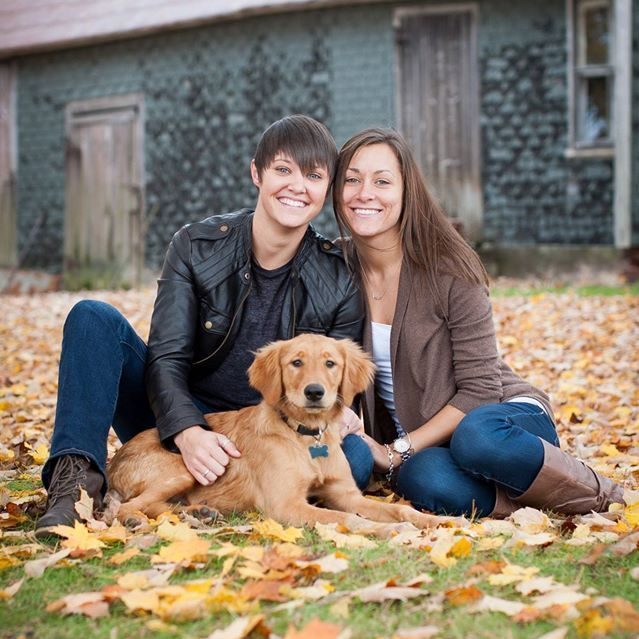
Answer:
[
  {"left": 566, "top": 0, "right": 633, "bottom": 247},
  {"left": 566, "top": 0, "right": 615, "bottom": 156}
]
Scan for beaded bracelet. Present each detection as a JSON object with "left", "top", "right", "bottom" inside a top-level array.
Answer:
[{"left": 384, "top": 443, "right": 394, "bottom": 482}]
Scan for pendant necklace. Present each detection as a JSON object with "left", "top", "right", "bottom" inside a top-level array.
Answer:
[{"left": 361, "top": 268, "right": 387, "bottom": 301}]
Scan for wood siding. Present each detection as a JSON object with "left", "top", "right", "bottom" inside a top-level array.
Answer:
[
  {"left": 64, "top": 94, "right": 145, "bottom": 287},
  {"left": 0, "top": 0, "right": 378, "bottom": 58},
  {"left": 395, "top": 5, "right": 482, "bottom": 240},
  {"left": 0, "top": 62, "right": 17, "bottom": 266}
]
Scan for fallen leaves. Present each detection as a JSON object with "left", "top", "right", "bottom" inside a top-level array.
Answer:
[
  {"left": 1, "top": 286, "right": 638, "bottom": 637},
  {"left": 50, "top": 520, "right": 106, "bottom": 557}
]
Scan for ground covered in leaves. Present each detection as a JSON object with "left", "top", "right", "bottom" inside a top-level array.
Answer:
[{"left": 1, "top": 283, "right": 638, "bottom": 639}]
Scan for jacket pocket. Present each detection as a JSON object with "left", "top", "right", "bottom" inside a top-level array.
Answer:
[{"left": 192, "top": 304, "right": 232, "bottom": 365}]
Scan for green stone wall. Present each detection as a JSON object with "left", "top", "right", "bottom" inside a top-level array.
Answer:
[{"left": 14, "top": 1, "right": 625, "bottom": 272}]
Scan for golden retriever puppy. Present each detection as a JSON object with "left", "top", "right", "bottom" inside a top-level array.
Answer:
[{"left": 108, "top": 334, "right": 446, "bottom": 529}]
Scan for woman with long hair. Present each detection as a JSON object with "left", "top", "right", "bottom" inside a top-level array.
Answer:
[{"left": 333, "top": 127, "right": 624, "bottom": 517}]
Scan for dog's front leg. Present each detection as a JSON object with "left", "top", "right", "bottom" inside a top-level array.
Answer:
[
  {"left": 116, "top": 473, "right": 195, "bottom": 524},
  {"left": 264, "top": 497, "right": 372, "bottom": 528},
  {"left": 321, "top": 479, "right": 450, "bottom": 529}
]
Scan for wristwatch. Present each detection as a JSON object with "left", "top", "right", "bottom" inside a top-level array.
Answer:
[{"left": 392, "top": 435, "right": 413, "bottom": 463}]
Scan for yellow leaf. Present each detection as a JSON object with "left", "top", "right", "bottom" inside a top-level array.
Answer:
[
  {"left": 154, "top": 538, "right": 210, "bottom": 564},
  {"left": 26, "top": 443, "right": 49, "bottom": 465},
  {"left": 623, "top": 501, "right": 639, "bottom": 527},
  {"left": 108, "top": 548, "right": 140, "bottom": 565},
  {"left": 314, "top": 523, "right": 375, "bottom": 549},
  {"left": 51, "top": 521, "right": 105, "bottom": 557},
  {"left": 97, "top": 520, "right": 129, "bottom": 543},
  {"left": 574, "top": 609, "right": 615, "bottom": 638},
  {"left": 9, "top": 384, "right": 27, "bottom": 396},
  {"left": 120, "top": 588, "right": 160, "bottom": 614},
  {"left": 156, "top": 519, "right": 200, "bottom": 542},
  {"left": 253, "top": 519, "right": 304, "bottom": 543},
  {"left": 118, "top": 572, "right": 150, "bottom": 590},
  {"left": 450, "top": 537, "right": 472, "bottom": 558},
  {"left": 488, "top": 563, "right": 539, "bottom": 586},
  {"left": 0, "top": 448, "right": 15, "bottom": 462},
  {"left": 600, "top": 444, "right": 620, "bottom": 457},
  {"left": 74, "top": 488, "right": 94, "bottom": 522},
  {"left": 429, "top": 531, "right": 457, "bottom": 568}
]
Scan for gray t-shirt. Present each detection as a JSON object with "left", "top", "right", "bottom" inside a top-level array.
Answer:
[{"left": 191, "top": 258, "right": 291, "bottom": 412}]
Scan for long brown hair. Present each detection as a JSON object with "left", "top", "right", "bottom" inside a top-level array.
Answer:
[{"left": 333, "top": 128, "right": 488, "bottom": 303}]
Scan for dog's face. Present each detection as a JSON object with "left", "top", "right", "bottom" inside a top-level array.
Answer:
[{"left": 248, "top": 335, "right": 375, "bottom": 411}]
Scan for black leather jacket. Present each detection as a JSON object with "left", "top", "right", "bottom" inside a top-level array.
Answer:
[{"left": 146, "top": 209, "right": 364, "bottom": 444}]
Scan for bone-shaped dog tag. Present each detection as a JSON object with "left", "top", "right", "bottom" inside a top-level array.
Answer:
[{"left": 309, "top": 444, "right": 328, "bottom": 458}]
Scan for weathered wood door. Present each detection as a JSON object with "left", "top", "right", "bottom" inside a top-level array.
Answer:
[
  {"left": 395, "top": 6, "right": 482, "bottom": 240},
  {"left": 64, "top": 94, "right": 145, "bottom": 287},
  {"left": 0, "top": 62, "right": 17, "bottom": 268}
]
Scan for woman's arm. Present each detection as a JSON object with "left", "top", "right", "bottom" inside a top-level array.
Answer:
[
  {"left": 145, "top": 228, "right": 241, "bottom": 485},
  {"left": 363, "top": 404, "right": 465, "bottom": 472},
  {"left": 363, "top": 276, "right": 502, "bottom": 473}
]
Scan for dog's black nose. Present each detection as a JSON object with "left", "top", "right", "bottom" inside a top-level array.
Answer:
[{"left": 304, "top": 384, "right": 325, "bottom": 402}]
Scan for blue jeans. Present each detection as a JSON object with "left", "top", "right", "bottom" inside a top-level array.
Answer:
[
  {"left": 42, "top": 300, "right": 372, "bottom": 492},
  {"left": 395, "top": 403, "right": 559, "bottom": 516},
  {"left": 346, "top": 402, "right": 559, "bottom": 516}
]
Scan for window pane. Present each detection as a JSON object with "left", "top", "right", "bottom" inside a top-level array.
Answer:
[
  {"left": 584, "top": 6, "right": 609, "bottom": 64},
  {"left": 577, "top": 75, "right": 610, "bottom": 142}
]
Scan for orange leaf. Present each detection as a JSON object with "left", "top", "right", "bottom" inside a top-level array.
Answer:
[
  {"left": 444, "top": 585, "right": 483, "bottom": 606},
  {"left": 284, "top": 618, "right": 344, "bottom": 639}
]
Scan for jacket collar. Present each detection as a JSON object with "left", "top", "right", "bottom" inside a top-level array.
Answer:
[{"left": 242, "top": 211, "right": 315, "bottom": 272}]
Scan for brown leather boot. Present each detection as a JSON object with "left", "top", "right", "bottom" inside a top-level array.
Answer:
[
  {"left": 488, "top": 439, "right": 625, "bottom": 518},
  {"left": 489, "top": 488, "right": 519, "bottom": 518},
  {"left": 35, "top": 455, "right": 104, "bottom": 538},
  {"left": 511, "top": 440, "right": 624, "bottom": 515}
]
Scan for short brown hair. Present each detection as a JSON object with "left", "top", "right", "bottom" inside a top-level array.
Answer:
[
  {"left": 254, "top": 115, "right": 337, "bottom": 180},
  {"left": 333, "top": 128, "right": 488, "bottom": 306}
]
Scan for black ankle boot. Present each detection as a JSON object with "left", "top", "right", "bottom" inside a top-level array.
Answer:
[{"left": 35, "top": 455, "right": 104, "bottom": 537}]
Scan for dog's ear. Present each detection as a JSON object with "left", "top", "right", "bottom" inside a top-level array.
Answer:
[
  {"left": 248, "top": 342, "right": 283, "bottom": 406},
  {"left": 338, "top": 339, "right": 376, "bottom": 406}
]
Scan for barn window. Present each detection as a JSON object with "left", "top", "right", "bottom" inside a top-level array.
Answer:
[{"left": 570, "top": 0, "right": 614, "bottom": 148}]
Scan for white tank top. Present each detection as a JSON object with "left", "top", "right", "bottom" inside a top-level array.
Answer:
[{"left": 370, "top": 322, "right": 406, "bottom": 436}]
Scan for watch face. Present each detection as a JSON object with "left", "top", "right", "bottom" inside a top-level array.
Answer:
[{"left": 393, "top": 437, "right": 410, "bottom": 453}]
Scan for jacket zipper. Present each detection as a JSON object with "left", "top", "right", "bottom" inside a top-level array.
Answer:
[
  {"left": 289, "top": 268, "right": 298, "bottom": 337},
  {"left": 193, "top": 280, "right": 252, "bottom": 366}
]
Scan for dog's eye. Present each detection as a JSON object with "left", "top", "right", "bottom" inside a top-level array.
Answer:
[
  {"left": 291, "top": 359, "right": 303, "bottom": 367},
  {"left": 325, "top": 360, "right": 336, "bottom": 368}
]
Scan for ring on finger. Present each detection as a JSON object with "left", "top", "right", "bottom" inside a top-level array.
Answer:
[{"left": 203, "top": 469, "right": 211, "bottom": 479}]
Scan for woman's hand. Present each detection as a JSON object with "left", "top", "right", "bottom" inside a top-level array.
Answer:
[
  {"left": 174, "top": 426, "right": 241, "bottom": 486},
  {"left": 338, "top": 406, "right": 365, "bottom": 440},
  {"left": 359, "top": 432, "right": 399, "bottom": 473}
]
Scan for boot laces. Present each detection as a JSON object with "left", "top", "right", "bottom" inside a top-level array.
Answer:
[{"left": 47, "top": 455, "right": 91, "bottom": 505}]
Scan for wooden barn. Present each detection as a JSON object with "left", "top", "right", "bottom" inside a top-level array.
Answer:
[{"left": 0, "top": 0, "right": 636, "bottom": 287}]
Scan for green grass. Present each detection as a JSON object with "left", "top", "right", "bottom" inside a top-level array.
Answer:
[
  {"left": 491, "top": 282, "right": 639, "bottom": 297},
  {"left": 1, "top": 525, "right": 637, "bottom": 639}
]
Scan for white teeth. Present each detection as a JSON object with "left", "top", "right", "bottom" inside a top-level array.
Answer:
[
  {"left": 353, "top": 208, "right": 380, "bottom": 216},
  {"left": 279, "top": 197, "right": 306, "bottom": 208}
]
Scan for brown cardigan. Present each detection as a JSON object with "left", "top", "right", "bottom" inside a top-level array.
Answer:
[{"left": 362, "top": 263, "right": 553, "bottom": 444}]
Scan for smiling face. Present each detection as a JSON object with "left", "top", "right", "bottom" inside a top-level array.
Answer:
[
  {"left": 339, "top": 143, "right": 404, "bottom": 243},
  {"left": 251, "top": 155, "right": 330, "bottom": 232}
]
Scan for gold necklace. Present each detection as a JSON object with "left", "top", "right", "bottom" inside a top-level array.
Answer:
[{"left": 361, "top": 268, "right": 388, "bottom": 301}]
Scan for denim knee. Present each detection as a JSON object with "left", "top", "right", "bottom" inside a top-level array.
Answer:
[
  {"left": 395, "top": 447, "right": 496, "bottom": 516},
  {"left": 449, "top": 405, "right": 504, "bottom": 470},
  {"left": 341, "top": 434, "right": 373, "bottom": 491},
  {"left": 395, "top": 449, "right": 455, "bottom": 513},
  {"left": 64, "top": 300, "right": 123, "bottom": 337}
]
